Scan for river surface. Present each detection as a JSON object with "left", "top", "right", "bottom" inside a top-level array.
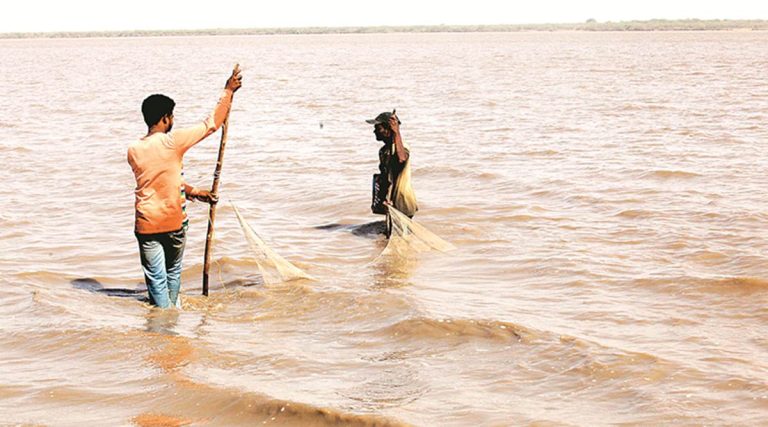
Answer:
[{"left": 1, "top": 31, "right": 767, "bottom": 426}]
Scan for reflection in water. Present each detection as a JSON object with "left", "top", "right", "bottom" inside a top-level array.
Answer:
[
  {"left": 371, "top": 240, "right": 418, "bottom": 289},
  {"left": 145, "top": 308, "right": 180, "bottom": 335},
  {"left": 357, "top": 238, "right": 426, "bottom": 409},
  {"left": 137, "top": 314, "right": 197, "bottom": 427}
]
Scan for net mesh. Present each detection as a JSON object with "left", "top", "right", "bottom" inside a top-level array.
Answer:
[
  {"left": 390, "top": 142, "right": 418, "bottom": 218},
  {"left": 382, "top": 206, "right": 456, "bottom": 256},
  {"left": 231, "top": 203, "right": 313, "bottom": 285}
]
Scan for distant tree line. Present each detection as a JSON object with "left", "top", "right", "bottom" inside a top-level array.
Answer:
[{"left": 2, "top": 20, "right": 768, "bottom": 39}]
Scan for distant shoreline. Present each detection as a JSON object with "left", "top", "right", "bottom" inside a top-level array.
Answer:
[{"left": 2, "top": 20, "right": 768, "bottom": 39}]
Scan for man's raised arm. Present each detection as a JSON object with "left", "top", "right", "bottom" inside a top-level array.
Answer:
[{"left": 172, "top": 67, "right": 243, "bottom": 154}]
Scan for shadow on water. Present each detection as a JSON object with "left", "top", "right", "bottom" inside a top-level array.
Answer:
[
  {"left": 72, "top": 276, "right": 263, "bottom": 299},
  {"left": 315, "top": 220, "right": 387, "bottom": 238},
  {"left": 71, "top": 277, "right": 149, "bottom": 302}
]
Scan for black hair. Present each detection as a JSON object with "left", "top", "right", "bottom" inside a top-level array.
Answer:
[{"left": 141, "top": 94, "right": 175, "bottom": 127}]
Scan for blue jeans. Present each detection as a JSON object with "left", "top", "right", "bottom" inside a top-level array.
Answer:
[{"left": 135, "top": 227, "right": 186, "bottom": 308}]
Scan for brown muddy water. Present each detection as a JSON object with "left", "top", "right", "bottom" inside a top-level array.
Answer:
[{"left": 1, "top": 31, "right": 767, "bottom": 426}]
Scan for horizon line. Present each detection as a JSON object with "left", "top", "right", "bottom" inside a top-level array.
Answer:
[{"left": 2, "top": 19, "right": 768, "bottom": 38}]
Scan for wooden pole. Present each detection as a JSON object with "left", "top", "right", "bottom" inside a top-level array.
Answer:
[{"left": 203, "top": 64, "right": 238, "bottom": 296}]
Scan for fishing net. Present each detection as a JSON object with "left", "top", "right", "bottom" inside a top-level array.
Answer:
[
  {"left": 382, "top": 206, "right": 456, "bottom": 256},
  {"left": 231, "top": 203, "right": 313, "bottom": 285},
  {"left": 390, "top": 142, "right": 418, "bottom": 217}
]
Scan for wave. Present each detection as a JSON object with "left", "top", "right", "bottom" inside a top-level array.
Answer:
[
  {"left": 481, "top": 126, "right": 515, "bottom": 133},
  {"left": 14, "top": 270, "right": 74, "bottom": 285},
  {"left": 615, "top": 209, "right": 656, "bottom": 219},
  {"left": 633, "top": 275, "right": 768, "bottom": 296},
  {"left": 133, "top": 336, "right": 412, "bottom": 426},
  {"left": 619, "top": 103, "right": 670, "bottom": 112},
  {"left": 12, "top": 271, "right": 141, "bottom": 289},
  {"left": 503, "top": 214, "right": 537, "bottom": 222},
  {"left": 375, "top": 318, "right": 688, "bottom": 390},
  {"left": 640, "top": 170, "right": 703, "bottom": 180},
  {"left": 689, "top": 250, "right": 728, "bottom": 262},
  {"left": 132, "top": 390, "right": 409, "bottom": 427},
  {"left": 701, "top": 276, "right": 768, "bottom": 293},
  {"left": 2, "top": 359, "right": 408, "bottom": 426},
  {"left": 377, "top": 317, "right": 532, "bottom": 344},
  {"left": 415, "top": 165, "right": 501, "bottom": 180},
  {"left": 516, "top": 149, "right": 560, "bottom": 157},
  {"left": 0, "top": 144, "right": 29, "bottom": 153},
  {"left": 553, "top": 334, "right": 665, "bottom": 381}
]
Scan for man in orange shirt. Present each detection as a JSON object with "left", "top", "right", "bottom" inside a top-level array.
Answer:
[{"left": 128, "top": 68, "right": 242, "bottom": 308}]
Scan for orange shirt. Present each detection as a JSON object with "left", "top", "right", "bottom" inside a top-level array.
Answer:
[{"left": 128, "top": 89, "right": 232, "bottom": 234}]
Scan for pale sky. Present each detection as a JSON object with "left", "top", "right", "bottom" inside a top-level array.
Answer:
[{"left": 2, "top": 0, "right": 767, "bottom": 33}]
